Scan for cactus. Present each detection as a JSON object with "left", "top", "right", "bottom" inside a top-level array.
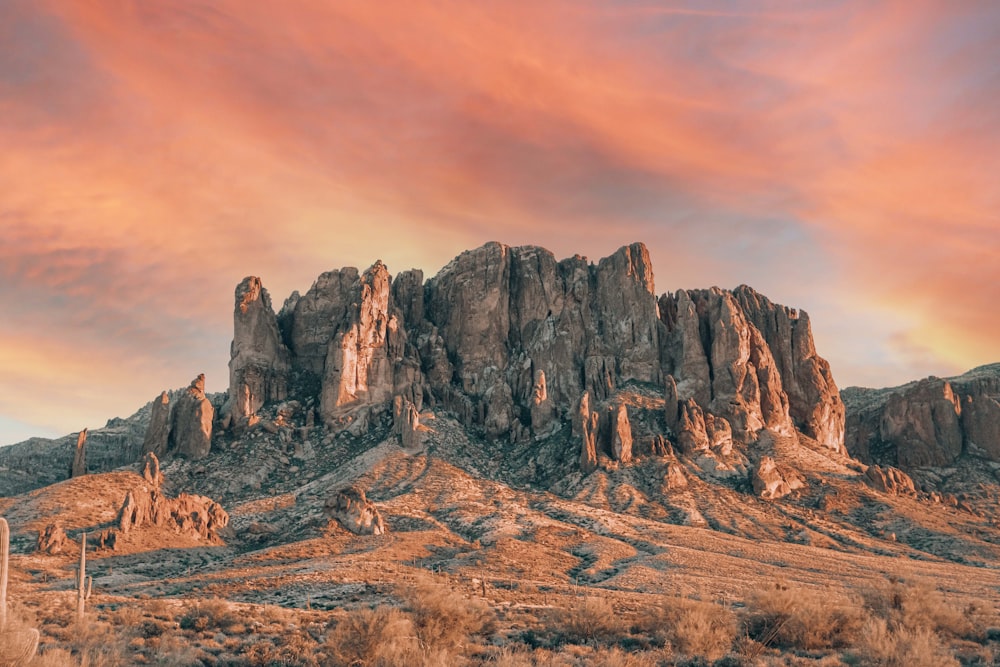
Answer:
[
  {"left": 1, "top": 517, "right": 8, "bottom": 631},
  {"left": 77, "top": 531, "right": 87, "bottom": 622},
  {"left": 0, "top": 517, "right": 39, "bottom": 666}
]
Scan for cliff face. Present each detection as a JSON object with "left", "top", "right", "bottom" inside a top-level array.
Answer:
[
  {"left": 843, "top": 364, "right": 1000, "bottom": 469},
  {"left": 222, "top": 242, "right": 846, "bottom": 467}
]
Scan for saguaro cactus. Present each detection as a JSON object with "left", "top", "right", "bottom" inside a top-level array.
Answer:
[
  {"left": 1, "top": 517, "right": 8, "bottom": 630},
  {"left": 0, "top": 517, "right": 40, "bottom": 666},
  {"left": 77, "top": 531, "right": 88, "bottom": 622}
]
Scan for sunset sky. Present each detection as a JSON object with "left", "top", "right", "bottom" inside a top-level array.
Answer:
[{"left": 2, "top": 1, "right": 999, "bottom": 446}]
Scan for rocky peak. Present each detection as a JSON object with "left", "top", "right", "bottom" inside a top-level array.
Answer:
[{"left": 169, "top": 374, "right": 214, "bottom": 460}]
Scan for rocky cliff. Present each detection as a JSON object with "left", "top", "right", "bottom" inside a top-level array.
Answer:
[
  {"left": 221, "top": 242, "right": 846, "bottom": 482},
  {"left": 843, "top": 364, "right": 1000, "bottom": 469}
]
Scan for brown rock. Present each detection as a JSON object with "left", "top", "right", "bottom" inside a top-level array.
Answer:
[
  {"left": 70, "top": 428, "right": 87, "bottom": 478},
  {"left": 610, "top": 403, "right": 633, "bottom": 463},
  {"left": 36, "top": 523, "right": 69, "bottom": 555},
  {"left": 228, "top": 277, "right": 291, "bottom": 425},
  {"left": 393, "top": 395, "right": 421, "bottom": 450},
  {"left": 326, "top": 486, "right": 385, "bottom": 535},
  {"left": 142, "top": 391, "right": 171, "bottom": 457},
  {"left": 117, "top": 486, "right": 229, "bottom": 541},
  {"left": 677, "top": 399, "right": 710, "bottom": 454},
  {"left": 169, "top": 374, "right": 214, "bottom": 460},
  {"left": 140, "top": 452, "right": 163, "bottom": 488},
  {"left": 865, "top": 465, "right": 916, "bottom": 496},
  {"left": 575, "top": 393, "right": 599, "bottom": 473},
  {"left": 752, "top": 456, "right": 805, "bottom": 499}
]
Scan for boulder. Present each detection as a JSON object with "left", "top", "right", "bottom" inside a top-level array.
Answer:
[
  {"left": 326, "top": 486, "right": 385, "bottom": 535},
  {"left": 865, "top": 465, "right": 916, "bottom": 496},
  {"left": 752, "top": 456, "right": 805, "bottom": 500},
  {"left": 69, "top": 428, "right": 87, "bottom": 478},
  {"left": 36, "top": 522, "right": 69, "bottom": 555}
]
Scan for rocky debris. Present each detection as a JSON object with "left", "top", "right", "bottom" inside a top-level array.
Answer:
[
  {"left": 69, "top": 429, "right": 87, "bottom": 478},
  {"left": 142, "top": 392, "right": 171, "bottom": 457},
  {"left": 227, "top": 277, "right": 291, "bottom": 426},
  {"left": 844, "top": 365, "right": 1000, "bottom": 469},
  {"left": 325, "top": 486, "right": 385, "bottom": 535},
  {"left": 169, "top": 375, "right": 214, "bottom": 460},
  {"left": 140, "top": 452, "right": 164, "bottom": 488},
  {"left": 575, "top": 393, "right": 599, "bottom": 473},
  {"left": 36, "top": 522, "right": 70, "bottom": 555},
  {"left": 393, "top": 396, "right": 421, "bottom": 450},
  {"left": 117, "top": 486, "right": 229, "bottom": 542},
  {"left": 752, "top": 456, "right": 805, "bottom": 500},
  {"left": 865, "top": 465, "right": 916, "bottom": 496}
]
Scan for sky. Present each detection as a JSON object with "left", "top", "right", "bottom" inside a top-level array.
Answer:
[{"left": 1, "top": 1, "right": 998, "bottom": 446}]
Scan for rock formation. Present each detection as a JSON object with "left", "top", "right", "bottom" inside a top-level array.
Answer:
[
  {"left": 752, "top": 456, "right": 805, "bottom": 500},
  {"left": 141, "top": 452, "right": 164, "bottom": 488},
  {"left": 69, "top": 429, "right": 87, "bottom": 478},
  {"left": 228, "top": 277, "right": 291, "bottom": 426},
  {"left": 169, "top": 375, "right": 214, "bottom": 460},
  {"left": 393, "top": 396, "right": 421, "bottom": 450},
  {"left": 843, "top": 365, "right": 1000, "bottom": 469},
  {"left": 142, "top": 391, "right": 171, "bottom": 457},
  {"left": 213, "top": 242, "right": 846, "bottom": 490},
  {"left": 865, "top": 465, "right": 916, "bottom": 496},
  {"left": 36, "top": 523, "right": 69, "bottom": 555},
  {"left": 117, "top": 487, "right": 229, "bottom": 542},
  {"left": 325, "top": 487, "right": 385, "bottom": 535}
]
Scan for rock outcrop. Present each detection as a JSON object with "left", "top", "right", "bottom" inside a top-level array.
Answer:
[
  {"left": 864, "top": 465, "right": 916, "bottom": 496},
  {"left": 843, "top": 364, "right": 1000, "bottom": 469},
  {"left": 392, "top": 396, "right": 421, "bottom": 450},
  {"left": 142, "top": 392, "right": 171, "bottom": 457},
  {"left": 117, "top": 487, "right": 229, "bottom": 542},
  {"left": 217, "top": 242, "right": 846, "bottom": 487},
  {"left": 36, "top": 523, "right": 70, "bottom": 555},
  {"left": 227, "top": 277, "right": 291, "bottom": 426},
  {"left": 325, "top": 486, "right": 385, "bottom": 535},
  {"left": 752, "top": 455, "right": 805, "bottom": 500},
  {"left": 169, "top": 375, "right": 214, "bottom": 460},
  {"left": 69, "top": 429, "right": 87, "bottom": 478}
]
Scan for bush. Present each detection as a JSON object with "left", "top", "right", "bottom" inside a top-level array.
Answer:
[
  {"left": 861, "top": 580, "right": 984, "bottom": 641},
  {"left": 853, "top": 616, "right": 959, "bottom": 667},
  {"left": 178, "top": 598, "right": 242, "bottom": 634},
  {"left": 744, "top": 582, "right": 864, "bottom": 650},
  {"left": 323, "top": 606, "right": 418, "bottom": 667},
  {"left": 653, "top": 596, "right": 735, "bottom": 660},
  {"left": 550, "top": 597, "right": 622, "bottom": 645},
  {"left": 402, "top": 578, "right": 495, "bottom": 652}
]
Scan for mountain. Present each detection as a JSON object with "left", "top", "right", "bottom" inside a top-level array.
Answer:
[{"left": 2, "top": 242, "right": 999, "bottom": 665}]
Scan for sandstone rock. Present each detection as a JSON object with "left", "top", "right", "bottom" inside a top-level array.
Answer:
[
  {"left": 169, "top": 375, "right": 214, "bottom": 460},
  {"left": 228, "top": 277, "right": 291, "bottom": 425},
  {"left": 70, "top": 428, "right": 87, "bottom": 478},
  {"left": 118, "top": 486, "right": 229, "bottom": 541},
  {"left": 575, "top": 393, "right": 599, "bottom": 473},
  {"left": 664, "top": 462, "right": 688, "bottom": 490},
  {"left": 664, "top": 375, "right": 680, "bottom": 433},
  {"left": 865, "top": 465, "right": 916, "bottom": 496},
  {"left": 530, "top": 369, "right": 556, "bottom": 435},
  {"left": 140, "top": 452, "right": 163, "bottom": 488},
  {"left": 677, "top": 399, "right": 710, "bottom": 454},
  {"left": 735, "top": 286, "right": 845, "bottom": 451},
  {"left": 705, "top": 414, "right": 733, "bottom": 455},
  {"left": 288, "top": 268, "right": 359, "bottom": 376},
  {"left": 326, "top": 486, "right": 385, "bottom": 535},
  {"left": 610, "top": 403, "right": 633, "bottom": 463},
  {"left": 393, "top": 395, "right": 421, "bottom": 450},
  {"left": 36, "top": 522, "right": 69, "bottom": 555},
  {"left": 142, "top": 391, "right": 171, "bottom": 457},
  {"left": 319, "top": 262, "right": 393, "bottom": 424},
  {"left": 752, "top": 456, "right": 805, "bottom": 500}
]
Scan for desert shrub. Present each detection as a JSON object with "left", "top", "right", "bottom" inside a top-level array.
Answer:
[
  {"left": 324, "top": 606, "right": 418, "bottom": 667},
  {"left": 179, "top": 598, "right": 242, "bottom": 634},
  {"left": 70, "top": 620, "right": 130, "bottom": 667},
  {"left": 549, "top": 597, "right": 622, "bottom": 646},
  {"left": 651, "top": 596, "right": 735, "bottom": 660},
  {"left": 861, "top": 580, "right": 984, "bottom": 641},
  {"left": 30, "top": 647, "right": 76, "bottom": 666},
  {"left": 743, "top": 583, "right": 864, "bottom": 650},
  {"left": 852, "top": 616, "right": 959, "bottom": 667},
  {"left": 401, "top": 578, "right": 495, "bottom": 652}
]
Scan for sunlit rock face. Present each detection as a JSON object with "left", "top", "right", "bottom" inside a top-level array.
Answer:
[
  {"left": 843, "top": 364, "right": 1000, "bottom": 469},
  {"left": 169, "top": 374, "right": 214, "bottom": 460},
  {"left": 217, "top": 242, "right": 845, "bottom": 473}
]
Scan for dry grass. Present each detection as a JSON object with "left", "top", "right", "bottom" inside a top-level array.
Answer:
[
  {"left": 549, "top": 597, "right": 622, "bottom": 645},
  {"left": 743, "top": 582, "right": 865, "bottom": 650}
]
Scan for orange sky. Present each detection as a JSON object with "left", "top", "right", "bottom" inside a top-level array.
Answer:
[{"left": 2, "top": 1, "right": 998, "bottom": 445}]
